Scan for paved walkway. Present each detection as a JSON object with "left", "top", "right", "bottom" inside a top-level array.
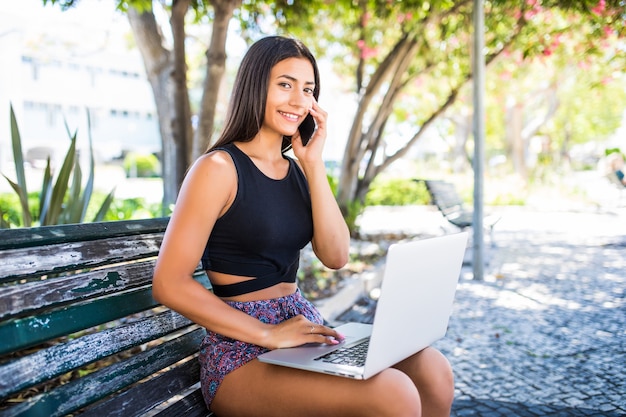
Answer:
[{"left": 319, "top": 205, "right": 626, "bottom": 416}]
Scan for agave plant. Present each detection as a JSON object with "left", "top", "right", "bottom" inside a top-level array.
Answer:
[{"left": 1, "top": 104, "right": 115, "bottom": 228}]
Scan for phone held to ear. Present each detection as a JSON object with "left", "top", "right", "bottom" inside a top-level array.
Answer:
[{"left": 298, "top": 114, "right": 316, "bottom": 146}]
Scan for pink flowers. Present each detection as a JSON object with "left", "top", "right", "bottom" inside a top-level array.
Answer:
[
  {"left": 522, "top": 0, "right": 543, "bottom": 20},
  {"left": 591, "top": 0, "right": 606, "bottom": 16},
  {"left": 357, "top": 39, "right": 378, "bottom": 60}
]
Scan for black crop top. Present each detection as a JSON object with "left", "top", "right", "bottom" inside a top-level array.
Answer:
[{"left": 201, "top": 143, "right": 313, "bottom": 297}]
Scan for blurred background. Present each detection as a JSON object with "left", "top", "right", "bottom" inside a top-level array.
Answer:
[{"left": 0, "top": 0, "right": 624, "bottom": 228}]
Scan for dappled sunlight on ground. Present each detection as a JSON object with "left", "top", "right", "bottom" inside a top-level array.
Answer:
[{"left": 354, "top": 199, "right": 625, "bottom": 414}]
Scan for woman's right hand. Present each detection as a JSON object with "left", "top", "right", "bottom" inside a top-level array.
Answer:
[{"left": 262, "top": 315, "right": 344, "bottom": 350}]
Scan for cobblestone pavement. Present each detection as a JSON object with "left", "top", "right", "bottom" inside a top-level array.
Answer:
[{"left": 326, "top": 206, "right": 626, "bottom": 416}]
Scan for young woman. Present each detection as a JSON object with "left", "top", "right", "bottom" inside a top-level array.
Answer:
[{"left": 153, "top": 36, "right": 454, "bottom": 417}]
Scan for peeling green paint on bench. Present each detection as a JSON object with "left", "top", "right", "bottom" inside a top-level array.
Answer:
[{"left": 0, "top": 218, "right": 214, "bottom": 417}]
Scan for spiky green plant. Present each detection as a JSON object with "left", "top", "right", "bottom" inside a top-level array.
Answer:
[{"left": 1, "top": 104, "right": 115, "bottom": 228}]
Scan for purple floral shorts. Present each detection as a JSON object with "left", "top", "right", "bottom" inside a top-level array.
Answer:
[{"left": 198, "top": 289, "right": 323, "bottom": 409}]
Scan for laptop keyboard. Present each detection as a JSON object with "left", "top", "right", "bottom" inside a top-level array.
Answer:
[{"left": 314, "top": 339, "right": 370, "bottom": 367}]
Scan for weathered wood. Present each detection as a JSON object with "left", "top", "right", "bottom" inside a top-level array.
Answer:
[
  {"left": 0, "top": 287, "right": 157, "bottom": 355},
  {"left": 80, "top": 357, "right": 203, "bottom": 417},
  {"left": 0, "top": 232, "right": 162, "bottom": 284},
  {"left": 0, "top": 310, "right": 193, "bottom": 399},
  {"left": 153, "top": 388, "right": 213, "bottom": 417},
  {"left": 0, "top": 274, "right": 210, "bottom": 355},
  {"left": 2, "top": 328, "right": 205, "bottom": 417},
  {"left": 0, "top": 259, "right": 158, "bottom": 319},
  {"left": 0, "top": 218, "right": 213, "bottom": 417},
  {"left": 0, "top": 217, "right": 169, "bottom": 250}
]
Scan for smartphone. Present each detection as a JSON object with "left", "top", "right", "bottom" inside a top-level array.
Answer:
[{"left": 298, "top": 114, "right": 316, "bottom": 146}]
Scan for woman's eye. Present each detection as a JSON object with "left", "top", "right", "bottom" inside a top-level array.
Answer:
[
  {"left": 279, "top": 82, "right": 292, "bottom": 89},
  {"left": 304, "top": 88, "right": 314, "bottom": 95}
]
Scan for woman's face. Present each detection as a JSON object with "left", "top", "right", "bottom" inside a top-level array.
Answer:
[{"left": 262, "top": 57, "right": 315, "bottom": 139}]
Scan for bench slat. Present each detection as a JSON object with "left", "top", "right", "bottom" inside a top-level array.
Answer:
[
  {"left": 0, "top": 233, "right": 162, "bottom": 284},
  {"left": 2, "top": 328, "right": 205, "bottom": 417},
  {"left": 0, "top": 218, "right": 169, "bottom": 250},
  {"left": 80, "top": 357, "right": 203, "bottom": 417},
  {"left": 1, "top": 274, "right": 211, "bottom": 355},
  {"left": 416, "top": 179, "right": 500, "bottom": 230},
  {"left": 0, "top": 287, "right": 156, "bottom": 355},
  {"left": 153, "top": 388, "right": 213, "bottom": 417},
  {"left": 0, "top": 260, "right": 157, "bottom": 320},
  {"left": 0, "top": 310, "right": 194, "bottom": 399}
]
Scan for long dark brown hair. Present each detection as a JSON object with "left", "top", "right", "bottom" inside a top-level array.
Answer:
[{"left": 208, "top": 36, "right": 320, "bottom": 154}]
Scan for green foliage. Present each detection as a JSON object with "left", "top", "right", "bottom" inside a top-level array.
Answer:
[
  {"left": 0, "top": 193, "right": 28, "bottom": 227},
  {"left": 1, "top": 191, "right": 165, "bottom": 226},
  {"left": 489, "top": 193, "right": 526, "bottom": 206},
  {"left": 103, "top": 197, "right": 163, "bottom": 221},
  {"left": 365, "top": 177, "right": 430, "bottom": 206},
  {"left": 326, "top": 173, "right": 362, "bottom": 235},
  {"left": 44, "top": 0, "right": 626, "bottom": 215},
  {"left": 123, "top": 152, "right": 161, "bottom": 178},
  {"left": 1, "top": 104, "right": 115, "bottom": 228},
  {"left": 326, "top": 172, "right": 338, "bottom": 195},
  {"left": 605, "top": 148, "right": 624, "bottom": 158},
  {"left": 480, "top": 5, "right": 626, "bottom": 164},
  {"left": 342, "top": 199, "right": 364, "bottom": 237},
  {"left": 256, "top": 0, "right": 626, "bottom": 191}
]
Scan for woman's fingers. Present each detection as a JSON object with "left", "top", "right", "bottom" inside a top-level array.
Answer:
[
  {"left": 309, "top": 98, "right": 327, "bottom": 134},
  {"left": 303, "top": 321, "right": 345, "bottom": 345},
  {"left": 268, "top": 316, "right": 344, "bottom": 349}
]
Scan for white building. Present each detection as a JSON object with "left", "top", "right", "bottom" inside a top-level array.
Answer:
[{"left": 0, "top": 1, "right": 159, "bottom": 172}]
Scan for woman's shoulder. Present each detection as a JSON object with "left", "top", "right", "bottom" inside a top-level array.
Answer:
[
  {"left": 178, "top": 150, "right": 238, "bottom": 212},
  {"left": 188, "top": 149, "right": 237, "bottom": 182}
]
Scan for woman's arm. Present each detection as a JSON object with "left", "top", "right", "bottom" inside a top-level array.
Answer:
[
  {"left": 152, "top": 152, "right": 270, "bottom": 343},
  {"left": 292, "top": 99, "right": 350, "bottom": 269},
  {"left": 152, "top": 151, "right": 341, "bottom": 349}
]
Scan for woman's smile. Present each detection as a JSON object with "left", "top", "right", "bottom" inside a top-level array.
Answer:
[{"left": 278, "top": 110, "right": 303, "bottom": 122}]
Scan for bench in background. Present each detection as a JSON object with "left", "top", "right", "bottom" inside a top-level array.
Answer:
[
  {"left": 0, "top": 218, "right": 214, "bottom": 417},
  {"left": 416, "top": 179, "right": 501, "bottom": 244},
  {"left": 604, "top": 171, "right": 626, "bottom": 206}
]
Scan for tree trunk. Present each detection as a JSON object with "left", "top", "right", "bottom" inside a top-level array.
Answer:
[
  {"left": 336, "top": 11, "right": 523, "bottom": 216},
  {"left": 336, "top": 35, "right": 416, "bottom": 214},
  {"left": 127, "top": 7, "right": 179, "bottom": 210},
  {"left": 170, "top": 0, "right": 193, "bottom": 197},
  {"left": 193, "top": 0, "right": 241, "bottom": 159}
]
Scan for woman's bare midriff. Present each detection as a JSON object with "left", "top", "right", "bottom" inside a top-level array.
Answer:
[{"left": 207, "top": 270, "right": 298, "bottom": 302}]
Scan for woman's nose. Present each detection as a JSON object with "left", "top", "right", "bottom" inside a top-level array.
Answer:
[{"left": 289, "top": 91, "right": 311, "bottom": 108}]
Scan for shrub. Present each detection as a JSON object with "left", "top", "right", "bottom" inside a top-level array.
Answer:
[
  {"left": 365, "top": 177, "right": 429, "bottom": 206},
  {"left": 103, "top": 197, "right": 163, "bottom": 221},
  {"left": 123, "top": 152, "right": 161, "bottom": 178}
]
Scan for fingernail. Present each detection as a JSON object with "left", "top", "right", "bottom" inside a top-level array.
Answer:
[{"left": 329, "top": 339, "right": 340, "bottom": 345}]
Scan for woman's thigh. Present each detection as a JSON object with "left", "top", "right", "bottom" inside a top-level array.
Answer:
[{"left": 211, "top": 358, "right": 421, "bottom": 417}]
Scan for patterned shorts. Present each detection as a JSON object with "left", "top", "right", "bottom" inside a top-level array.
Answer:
[{"left": 198, "top": 289, "right": 324, "bottom": 409}]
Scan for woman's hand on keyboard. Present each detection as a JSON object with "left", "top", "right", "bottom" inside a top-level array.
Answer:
[{"left": 262, "top": 315, "right": 345, "bottom": 349}]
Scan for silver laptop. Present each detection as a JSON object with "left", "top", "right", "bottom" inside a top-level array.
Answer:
[{"left": 258, "top": 232, "right": 468, "bottom": 379}]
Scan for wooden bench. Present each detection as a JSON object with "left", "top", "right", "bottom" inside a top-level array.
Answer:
[
  {"left": 416, "top": 179, "right": 500, "bottom": 244},
  {"left": 0, "top": 218, "right": 214, "bottom": 417}
]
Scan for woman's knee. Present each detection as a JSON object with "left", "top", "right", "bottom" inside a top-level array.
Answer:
[
  {"left": 365, "top": 368, "right": 422, "bottom": 417},
  {"left": 423, "top": 348, "right": 455, "bottom": 403},
  {"left": 404, "top": 348, "right": 455, "bottom": 413}
]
